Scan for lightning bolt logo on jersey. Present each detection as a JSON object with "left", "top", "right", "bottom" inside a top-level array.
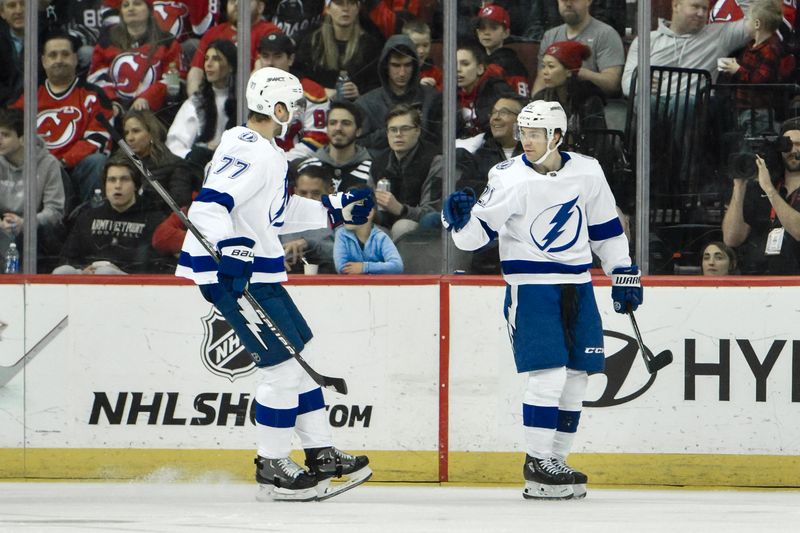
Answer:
[
  {"left": 467, "top": 152, "right": 631, "bottom": 285},
  {"left": 531, "top": 197, "right": 582, "bottom": 252}
]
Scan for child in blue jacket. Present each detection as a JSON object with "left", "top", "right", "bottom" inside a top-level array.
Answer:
[{"left": 334, "top": 206, "right": 404, "bottom": 274}]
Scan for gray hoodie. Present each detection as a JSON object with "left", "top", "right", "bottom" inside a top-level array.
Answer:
[
  {"left": 622, "top": 18, "right": 749, "bottom": 97},
  {"left": 355, "top": 34, "right": 440, "bottom": 151},
  {"left": 0, "top": 136, "right": 65, "bottom": 227}
]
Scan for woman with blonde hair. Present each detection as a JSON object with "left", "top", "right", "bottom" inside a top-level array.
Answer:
[{"left": 295, "top": 0, "right": 382, "bottom": 100}]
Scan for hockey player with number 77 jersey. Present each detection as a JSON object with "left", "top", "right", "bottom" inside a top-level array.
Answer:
[
  {"left": 442, "top": 100, "right": 643, "bottom": 500},
  {"left": 176, "top": 67, "right": 373, "bottom": 502}
]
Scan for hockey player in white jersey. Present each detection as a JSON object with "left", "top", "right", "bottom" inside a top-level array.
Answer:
[
  {"left": 442, "top": 101, "right": 643, "bottom": 500},
  {"left": 177, "top": 67, "right": 374, "bottom": 502}
]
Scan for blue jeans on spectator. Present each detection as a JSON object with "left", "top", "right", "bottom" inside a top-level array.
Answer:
[{"left": 70, "top": 152, "right": 108, "bottom": 201}]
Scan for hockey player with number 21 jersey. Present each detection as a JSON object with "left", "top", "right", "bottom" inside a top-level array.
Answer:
[
  {"left": 177, "top": 67, "right": 373, "bottom": 502},
  {"left": 442, "top": 100, "right": 643, "bottom": 500}
]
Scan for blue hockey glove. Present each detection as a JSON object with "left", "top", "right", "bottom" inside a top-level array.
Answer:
[
  {"left": 322, "top": 188, "right": 374, "bottom": 226},
  {"left": 442, "top": 188, "right": 477, "bottom": 231},
  {"left": 217, "top": 237, "right": 255, "bottom": 299},
  {"left": 611, "top": 265, "right": 643, "bottom": 314}
]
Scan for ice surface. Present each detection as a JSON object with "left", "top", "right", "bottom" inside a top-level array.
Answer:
[{"left": 0, "top": 483, "right": 798, "bottom": 533}]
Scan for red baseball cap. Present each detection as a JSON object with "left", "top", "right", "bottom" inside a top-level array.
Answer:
[{"left": 476, "top": 4, "right": 510, "bottom": 28}]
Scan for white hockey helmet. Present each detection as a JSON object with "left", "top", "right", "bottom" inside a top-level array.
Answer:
[
  {"left": 516, "top": 100, "right": 567, "bottom": 164},
  {"left": 246, "top": 67, "right": 305, "bottom": 132}
]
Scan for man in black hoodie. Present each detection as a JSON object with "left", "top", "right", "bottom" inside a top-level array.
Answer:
[{"left": 355, "top": 33, "right": 441, "bottom": 152}]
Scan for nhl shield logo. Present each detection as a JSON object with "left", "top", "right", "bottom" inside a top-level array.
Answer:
[{"left": 201, "top": 308, "right": 257, "bottom": 381}]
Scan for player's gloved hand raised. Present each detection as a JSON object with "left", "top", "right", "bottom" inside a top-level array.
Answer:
[
  {"left": 217, "top": 237, "right": 256, "bottom": 299},
  {"left": 441, "top": 188, "right": 476, "bottom": 231},
  {"left": 322, "top": 188, "right": 374, "bottom": 226},
  {"left": 611, "top": 265, "right": 643, "bottom": 314}
]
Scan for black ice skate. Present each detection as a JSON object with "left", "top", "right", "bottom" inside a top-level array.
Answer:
[
  {"left": 254, "top": 456, "right": 318, "bottom": 502},
  {"left": 522, "top": 455, "right": 575, "bottom": 500},
  {"left": 305, "top": 447, "right": 372, "bottom": 501},
  {"left": 553, "top": 457, "right": 588, "bottom": 499}
]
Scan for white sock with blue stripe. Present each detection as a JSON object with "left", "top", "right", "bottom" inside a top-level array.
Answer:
[
  {"left": 552, "top": 369, "right": 588, "bottom": 460},
  {"left": 254, "top": 359, "right": 304, "bottom": 458},
  {"left": 523, "top": 367, "right": 567, "bottom": 458},
  {"left": 295, "top": 360, "right": 333, "bottom": 449}
]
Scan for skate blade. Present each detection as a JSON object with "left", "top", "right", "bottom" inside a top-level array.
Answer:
[
  {"left": 572, "top": 483, "right": 587, "bottom": 499},
  {"left": 522, "top": 481, "right": 574, "bottom": 500},
  {"left": 256, "top": 483, "right": 318, "bottom": 502},
  {"left": 316, "top": 466, "right": 373, "bottom": 502}
]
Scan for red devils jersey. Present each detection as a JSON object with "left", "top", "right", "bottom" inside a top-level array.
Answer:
[
  {"left": 709, "top": 0, "right": 797, "bottom": 38},
  {"left": 275, "top": 76, "right": 329, "bottom": 153},
  {"left": 88, "top": 33, "right": 183, "bottom": 110},
  {"left": 190, "top": 20, "right": 281, "bottom": 70},
  {"left": 103, "top": 0, "right": 218, "bottom": 40},
  {"left": 11, "top": 78, "right": 113, "bottom": 168}
]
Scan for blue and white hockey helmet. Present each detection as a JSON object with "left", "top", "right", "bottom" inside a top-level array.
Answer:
[
  {"left": 516, "top": 100, "right": 567, "bottom": 141},
  {"left": 246, "top": 67, "right": 306, "bottom": 128}
]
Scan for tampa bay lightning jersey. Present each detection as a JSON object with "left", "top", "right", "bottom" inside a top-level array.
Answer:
[
  {"left": 176, "top": 125, "right": 329, "bottom": 285},
  {"left": 453, "top": 151, "right": 631, "bottom": 285}
]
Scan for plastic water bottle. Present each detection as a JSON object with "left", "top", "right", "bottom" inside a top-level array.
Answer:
[
  {"left": 164, "top": 62, "right": 180, "bottom": 99},
  {"left": 91, "top": 188, "right": 104, "bottom": 208},
  {"left": 335, "top": 70, "right": 350, "bottom": 100},
  {"left": 5, "top": 243, "right": 19, "bottom": 274},
  {"left": 376, "top": 178, "right": 390, "bottom": 211}
]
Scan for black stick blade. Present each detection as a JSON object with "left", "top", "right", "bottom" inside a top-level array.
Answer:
[
  {"left": 321, "top": 376, "right": 348, "bottom": 395},
  {"left": 645, "top": 350, "right": 674, "bottom": 374}
]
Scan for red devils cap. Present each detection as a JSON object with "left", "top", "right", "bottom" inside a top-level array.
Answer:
[
  {"left": 544, "top": 40, "right": 592, "bottom": 72},
  {"left": 476, "top": 4, "right": 510, "bottom": 28}
]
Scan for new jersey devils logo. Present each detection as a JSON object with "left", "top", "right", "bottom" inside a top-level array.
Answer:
[
  {"left": 110, "top": 53, "right": 156, "bottom": 98},
  {"left": 153, "top": 1, "right": 189, "bottom": 38},
  {"left": 38, "top": 107, "right": 82, "bottom": 150}
]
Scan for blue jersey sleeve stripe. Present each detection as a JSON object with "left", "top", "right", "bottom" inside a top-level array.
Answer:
[
  {"left": 501, "top": 260, "right": 592, "bottom": 275},
  {"left": 255, "top": 401, "right": 298, "bottom": 428},
  {"left": 195, "top": 188, "right": 235, "bottom": 212},
  {"left": 178, "top": 253, "right": 286, "bottom": 273},
  {"left": 477, "top": 217, "right": 499, "bottom": 241},
  {"left": 588, "top": 218, "right": 623, "bottom": 241}
]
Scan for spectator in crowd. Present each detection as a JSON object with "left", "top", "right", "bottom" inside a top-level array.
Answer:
[
  {"left": 701, "top": 241, "right": 737, "bottom": 275},
  {"left": 533, "top": 41, "right": 607, "bottom": 147},
  {"left": 88, "top": 0, "right": 183, "bottom": 115},
  {"left": 0, "top": 0, "right": 24, "bottom": 106},
  {"left": 402, "top": 18, "right": 442, "bottom": 91},
  {"left": 49, "top": 0, "right": 112, "bottom": 73},
  {"left": 534, "top": 0, "right": 625, "bottom": 97},
  {"left": 455, "top": 95, "right": 525, "bottom": 274},
  {"left": 102, "top": 0, "right": 218, "bottom": 67},
  {"left": 166, "top": 39, "right": 237, "bottom": 170},
  {"left": 355, "top": 34, "right": 440, "bottom": 151},
  {"left": 54, "top": 155, "right": 163, "bottom": 274},
  {"left": 300, "top": 99, "right": 373, "bottom": 193},
  {"left": 0, "top": 108, "right": 66, "bottom": 261},
  {"left": 456, "top": 42, "right": 514, "bottom": 138},
  {"left": 722, "top": 118, "right": 800, "bottom": 274},
  {"left": 622, "top": 0, "right": 753, "bottom": 97},
  {"left": 255, "top": 32, "right": 330, "bottom": 163},
  {"left": 367, "top": 0, "right": 438, "bottom": 40},
  {"left": 294, "top": 0, "right": 383, "bottom": 100},
  {"left": 474, "top": 4, "right": 530, "bottom": 97},
  {"left": 186, "top": 0, "right": 280, "bottom": 96},
  {"left": 265, "top": 0, "right": 325, "bottom": 43},
  {"left": 334, "top": 197, "right": 403, "bottom": 274},
  {"left": 123, "top": 109, "right": 196, "bottom": 211},
  {"left": 281, "top": 165, "right": 336, "bottom": 274},
  {"left": 11, "top": 33, "right": 112, "bottom": 203},
  {"left": 526, "top": 0, "right": 628, "bottom": 41},
  {"left": 717, "top": 0, "right": 784, "bottom": 134},
  {"left": 369, "top": 104, "right": 442, "bottom": 241},
  {"left": 151, "top": 191, "right": 196, "bottom": 262},
  {"left": 457, "top": 0, "right": 538, "bottom": 43}
]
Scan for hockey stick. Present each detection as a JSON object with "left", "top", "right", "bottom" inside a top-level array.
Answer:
[
  {"left": 627, "top": 306, "right": 673, "bottom": 374},
  {"left": 0, "top": 317, "right": 68, "bottom": 388},
  {"left": 98, "top": 115, "right": 348, "bottom": 395}
]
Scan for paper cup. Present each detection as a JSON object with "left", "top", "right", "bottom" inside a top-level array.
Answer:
[{"left": 303, "top": 264, "right": 319, "bottom": 275}]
